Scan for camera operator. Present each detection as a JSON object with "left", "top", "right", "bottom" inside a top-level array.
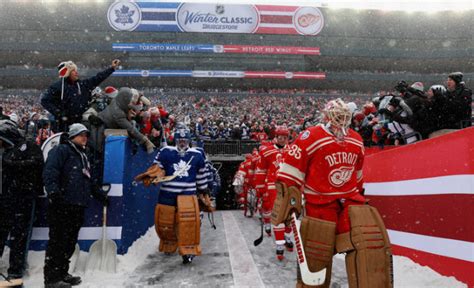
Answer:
[{"left": 375, "top": 93, "right": 418, "bottom": 145}]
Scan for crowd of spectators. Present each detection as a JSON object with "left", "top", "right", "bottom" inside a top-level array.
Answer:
[{"left": 0, "top": 73, "right": 472, "bottom": 150}]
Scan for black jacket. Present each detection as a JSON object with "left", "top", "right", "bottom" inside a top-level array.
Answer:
[
  {"left": 441, "top": 83, "right": 473, "bottom": 129},
  {"left": 40, "top": 67, "right": 115, "bottom": 131},
  {"left": 43, "top": 135, "right": 93, "bottom": 207},
  {"left": 2, "top": 139, "right": 44, "bottom": 199}
]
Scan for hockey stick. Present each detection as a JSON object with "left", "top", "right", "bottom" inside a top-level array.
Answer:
[
  {"left": 253, "top": 217, "right": 264, "bottom": 246},
  {"left": 151, "top": 156, "right": 195, "bottom": 184},
  {"left": 290, "top": 213, "right": 326, "bottom": 285}
]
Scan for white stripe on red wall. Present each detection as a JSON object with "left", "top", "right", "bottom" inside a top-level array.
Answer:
[
  {"left": 365, "top": 174, "right": 474, "bottom": 196},
  {"left": 388, "top": 229, "right": 474, "bottom": 262}
]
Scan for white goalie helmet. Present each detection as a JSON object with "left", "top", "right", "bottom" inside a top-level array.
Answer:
[{"left": 323, "top": 98, "right": 352, "bottom": 138}]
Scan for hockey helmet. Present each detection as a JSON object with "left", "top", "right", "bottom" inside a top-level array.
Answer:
[
  {"left": 274, "top": 125, "right": 289, "bottom": 137},
  {"left": 323, "top": 98, "right": 352, "bottom": 138},
  {"left": 174, "top": 127, "right": 191, "bottom": 151}
]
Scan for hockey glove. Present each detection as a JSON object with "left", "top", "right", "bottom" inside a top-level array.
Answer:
[{"left": 135, "top": 164, "right": 165, "bottom": 187}]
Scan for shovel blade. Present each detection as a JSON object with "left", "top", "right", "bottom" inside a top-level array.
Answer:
[{"left": 85, "top": 239, "right": 117, "bottom": 273}]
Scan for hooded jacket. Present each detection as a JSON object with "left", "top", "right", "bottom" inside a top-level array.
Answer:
[
  {"left": 98, "top": 87, "right": 148, "bottom": 144},
  {"left": 41, "top": 67, "right": 115, "bottom": 130},
  {"left": 1, "top": 120, "right": 43, "bottom": 199},
  {"left": 43, "top": 134, "right": 93, "bottom": 206}
]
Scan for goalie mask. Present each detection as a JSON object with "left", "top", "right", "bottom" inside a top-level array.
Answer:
[
  {"left": 323, "top": 98, "right": 352, "bottom": 140},
  {"left": 174, "top": 128, "right": 191, "bottom": 152}
]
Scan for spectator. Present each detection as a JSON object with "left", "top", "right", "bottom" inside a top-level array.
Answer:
[
  {"left": 0, "top": 106, "right": 10, "bottom": 120},
  {"left": 441, "top": 72, "right": 472, "bottom": 129},
  {"left": 41, "top": 59, "right": 120, "bottom": 132},
  {"left": 0, "top": 120, "right": 43, "bottom": 284},
  {"left": 42, "top": 123, "right": 108, "bottom": 288},
  {"left": 96, "top": 87, "right": 155, "bottom": 154}
]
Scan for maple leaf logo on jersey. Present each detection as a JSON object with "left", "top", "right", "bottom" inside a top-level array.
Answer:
[
  {"left": 328, "top": 166, "right": 354, "bottom": 187},
  {"left": 173, "top": 160, "right": 191, "bottom": 178}
]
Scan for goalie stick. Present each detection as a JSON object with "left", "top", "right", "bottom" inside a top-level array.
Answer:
[{"left": 291, "top": 213, "right": 326, "bottom": 285}]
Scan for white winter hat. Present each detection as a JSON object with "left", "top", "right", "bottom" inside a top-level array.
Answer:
[
  {"left": 8, "top": 113, "right": 19, "bottom": 125},
  {"left": 347, "top": 102, "right": 357, "bottom": 114},
  {"left": 410, "top": 82, "right": 424, "bottom": 92},
  {"left": 68, "top": 123, "right": 89, "bottom": 138},
  {"left": 57, "top": 61, "right": 77, "bottom": 78}
]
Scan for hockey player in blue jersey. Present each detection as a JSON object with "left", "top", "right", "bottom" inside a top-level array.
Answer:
[{"left": 135, "top": 126, "right": 208, "bottom": 264}]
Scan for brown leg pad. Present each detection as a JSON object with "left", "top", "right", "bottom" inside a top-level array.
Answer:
[
  {"left": 177, "top": 195, "right": 202, "bottom": 256},
  {"left": 299, "top": 216, "right": 336, "bottom": 288},
  {"left": 343, "top": 205, "right": 393, "bottom": 288},
  {"left": 155, "top": 204, "right": 178, "bottom": 253}
]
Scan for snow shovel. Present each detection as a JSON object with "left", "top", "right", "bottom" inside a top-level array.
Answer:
[
  {"left": 68, "top": 243, "right": 81, "bottom": 273},
  {"left": 85, "top": 205, "right": 117, "bottom": 273}
]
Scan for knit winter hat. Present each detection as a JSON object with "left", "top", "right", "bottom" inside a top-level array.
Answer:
[
  {"left": 57, "top": 61, "right": 77, "bottom": 78},
  {"left": 448, "top": 72, "right": 463, "bottom": 84},
  {"left": 104, "top": 86, "right": 118, "bottom": 99},
  {"left": 410, "top": 82, "right": 424, "bottom": 92},
  {"left": 68, "top": 123, "right": 89, "bottom": 138}
]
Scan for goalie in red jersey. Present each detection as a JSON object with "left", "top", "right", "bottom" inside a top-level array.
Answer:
[{"left": 272, "top": 99, "right": 393, "bottom": 287}]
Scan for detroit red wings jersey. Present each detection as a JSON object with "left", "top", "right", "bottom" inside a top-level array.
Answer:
[
  {"left": 277, "top": 124, "right": 365, "bottom": 205},
  {"left": 254, "top": 143, "right": 290, "bottom": 193}
]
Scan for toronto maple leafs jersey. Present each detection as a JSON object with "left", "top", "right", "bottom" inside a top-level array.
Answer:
[{"left": 153, "top": 146, "right": 208, "bottom": 206}]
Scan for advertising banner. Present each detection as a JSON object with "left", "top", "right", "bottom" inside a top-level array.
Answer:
[
  {"left": 108, "top": 0, "right": 324, "bottom": 35},
  {"left": 112, "top": 43, "right": 320, "bottom": 55},
  {"left": 112, "top": 69, "right": 326, "bottom": 79}
]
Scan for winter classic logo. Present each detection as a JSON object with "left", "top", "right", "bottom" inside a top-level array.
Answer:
[
  {"left": 177, "top": 3, "right": 259, "bottom": 33},
  {"left": 293, "top": 7, "right": 324, "bottom": 35},
  {"left": 108, "top": 0, "right": 141, "bottom": 31},
  {"left": 328, "top": 166, "right": 354, "bottom": 187}
]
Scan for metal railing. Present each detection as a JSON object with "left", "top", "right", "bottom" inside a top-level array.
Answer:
[{"left": 202, "top": 140, "right": 259, "bottom": 156}]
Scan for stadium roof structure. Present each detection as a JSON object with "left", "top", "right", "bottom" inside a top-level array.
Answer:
[{"left": 0, "top": 1, "right": 472, "bottom": 91}]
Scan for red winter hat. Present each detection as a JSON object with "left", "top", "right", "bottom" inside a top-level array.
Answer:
[
  {"left": 159, "top": 108, "right": 169, "bottom": 118},
  {"left": 104, "top": 86, "right": 118, "bottom": 98}
]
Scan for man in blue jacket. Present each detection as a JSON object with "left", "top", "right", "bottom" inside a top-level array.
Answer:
[
  {"left": 42, "top": 123, "right": 108, "bottom": 288},
  {"left": 41, "top": 59, "right": 120, "bottom": 132}
]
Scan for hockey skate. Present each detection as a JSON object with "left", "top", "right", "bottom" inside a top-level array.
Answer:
[
  {"left": 264, "top": 223, "right": 272, "bottom": 236},
  {"left": 276, "top": 245, "right": 285, "bottom": 261},
  {"left": 285, "top": 235, "right": 294, "bottom": 252},
  {"left": 285, "top": 239, "right": 294, "bottom": 252},
  {"left": 182, "top": 255, "right": 195, "bottom": 264}
]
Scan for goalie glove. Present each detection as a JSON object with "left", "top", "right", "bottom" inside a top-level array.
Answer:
[{"left": 134, "top": 164, "right": 166, "bottom": 187}]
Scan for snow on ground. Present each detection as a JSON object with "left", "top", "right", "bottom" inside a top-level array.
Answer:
[{"left": 1, "top": 210, "right": 467, "bottom": 288}]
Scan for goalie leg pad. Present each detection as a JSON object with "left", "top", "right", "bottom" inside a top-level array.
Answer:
[
  {"left": 300, "top": 216, "right": 336, "bottom": 288},
  {"left": 177, "top": 195, "right": 202, "bottom": 256},
  {"left": 154, "top": 204, "right": 178, "bottom": 253},
  {"left": 271, "top": 182, "right": 302, "bottom": 226},
  {"left": 338, "top": 205, "right": 393, "bottom": 288}
]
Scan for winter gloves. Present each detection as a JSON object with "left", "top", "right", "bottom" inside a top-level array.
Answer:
[{"left": 144, "top": 138, "right": 156, "bottom": 154}]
